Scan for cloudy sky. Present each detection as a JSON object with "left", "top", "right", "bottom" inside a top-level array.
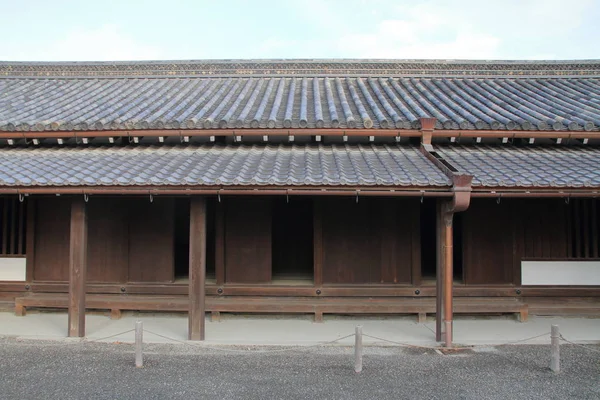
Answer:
[{"left": 1, "top": 0, "right": 599, "bottom": 61}]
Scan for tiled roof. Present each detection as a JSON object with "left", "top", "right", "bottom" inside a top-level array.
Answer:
[
  {"left": 0, "top": 60, "right": 599, "bottom": 133},
  {"left": 435, "top": 145, "right": 600, "bottom": 188},
  {"left": 0, "top": 144, "right": 451, "bottom": 187},
  {"left": 1, "top": 77, "right": 599, "bottom": 133}
]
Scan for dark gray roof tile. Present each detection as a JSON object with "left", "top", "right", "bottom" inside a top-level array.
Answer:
[
  {"left": 0, "top": 144, "right": 450, "bottom": 188},
  {"left": 435, "top": 145, "right": 600, "bottom": 188},
  {"left": 1, "top": 60, "right": 599, "bottom": 132}
]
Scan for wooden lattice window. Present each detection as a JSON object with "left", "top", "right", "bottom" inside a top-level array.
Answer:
[
  {"left": 0, "top": 198, "right": 27, "bottom": 256},
  {"left": 568, "top": 199, "right": 600, "bottom": 259}
]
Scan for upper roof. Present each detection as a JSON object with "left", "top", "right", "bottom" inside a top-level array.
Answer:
[{"left": 1, "top": 59, "right": 600, "bottom": 133}]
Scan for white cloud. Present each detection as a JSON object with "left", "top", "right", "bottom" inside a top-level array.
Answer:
[
  {"left": 37, "top": 25, "right": 162, "bottom": 61},
  {"left": 334, "top": 0, "right": 594, "bottom": 59}
]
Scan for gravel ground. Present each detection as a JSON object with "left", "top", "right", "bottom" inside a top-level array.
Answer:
[{"left": 0, "top": 337, "right": 599, "bottom": 400}]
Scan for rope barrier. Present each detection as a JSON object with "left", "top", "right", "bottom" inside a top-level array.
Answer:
[
  {"left": 560, "top": 334, "right": 600, "bottom": 354},
  {"left": 86, "top": 329, "right": 135, "bottom": 343},
  {"left": 143, "top": 329, "right": 356, "bottom": 353}
]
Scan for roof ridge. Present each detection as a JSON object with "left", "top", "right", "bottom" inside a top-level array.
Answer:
[{"left": 2, "top": 59, "right": 600, "bottom": 78}]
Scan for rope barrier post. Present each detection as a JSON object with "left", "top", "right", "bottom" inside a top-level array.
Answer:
[
  {"left": 550, "top": 324, "right": 560, "bottom": 373},
  {"left": 135, "top": 321, "right": 143, "bottom": 368},
  {"left": 354, "top": 325, "right": 363, "bottom": 373}
]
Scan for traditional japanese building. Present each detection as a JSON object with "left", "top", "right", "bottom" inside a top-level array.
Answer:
[{"left": 0, "top": 59, "right": 599, "bottom": 346}]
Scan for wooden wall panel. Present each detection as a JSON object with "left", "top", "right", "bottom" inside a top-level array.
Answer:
[
  {"left": 87, "top": 198, "right": 129, "bottom": 283},
  {"left": 33, "top": 197, "right": 70, "bottom": 281},
  {"left": 520, "top": 199, "right": 569, "bottom": 259},
  {"left": 128, "top": 198, "right": 175, "bottom": 283},
  {"left": 224, "top": 198, "right": 272, "bottom": 283},
  {"left": 462, "top": 199, "right": 514, "bottom": 285},
  {"left": 321, "top": 198, "right": 417, "bottom": 284}
]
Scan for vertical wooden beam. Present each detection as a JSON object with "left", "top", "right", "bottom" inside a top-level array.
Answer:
[
  {"left": 25, "top": 199, "right": 36, "bottom": 282},
  {"left": 574, "top": 199, "right": 581, "bottom": 258},
  {"left": 10, "top": 198, "right": 17, "bottom": 254},
  {"left": 2, "top": 198, "right": 8, "bottom": 255},
  {"left": 435, "top": 201, "right": 444, "bottom": 343},
  {"left": 189, "top": 197, "right": 207, "bottom": 341},
  {"left": 17, "top": 199, "right": 25, "bottom": 255},
  {"left": 583, "top": 200, "right": 590, "bottom": 258},
  {"left": 313, "top": 199, "right": 323, "bottom": 287},
  {"left": 592, "top": 200, "right": 598, "bottom": 258},
  {"left": 68, "top": 197, "right": 88, "bottom": 338},
  {"left": 214, "top": 200, "right": 225, "bottom": 286}
]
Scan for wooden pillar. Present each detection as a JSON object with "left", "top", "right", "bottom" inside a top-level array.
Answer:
[
  {"left": 68, "top": 197, "right": 88, "bottom": 337},
  {"left": 189, "top": 197, "right": 207, "bottom": 341},
  {"left": 443, "top": 210, "right": 454, "bottom": 348}
]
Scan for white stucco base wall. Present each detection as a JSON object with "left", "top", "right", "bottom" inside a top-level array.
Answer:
[
  {"left": 0, "top": 257, "right": 26, "bottom": 281},
  {"left": 522, "top": 261, "right": 600, "bottom": 286}
]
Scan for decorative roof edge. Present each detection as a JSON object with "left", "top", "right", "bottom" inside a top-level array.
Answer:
[{"left": 1, "top": 59, "right": 600, "bottom": 78}]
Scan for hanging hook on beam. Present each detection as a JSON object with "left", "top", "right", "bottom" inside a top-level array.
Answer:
[
  {"left": 356, "top": 190, "right": 360, "bottom": 203},
  {"left": 217, "top": 189, "right": 221, "bottom": 203},
  {"left": 84, "top": 194, "right": 89, "bottom": 203},
  {"left": 149, "top": 193, "right": 154, "bottom": 203},
  {"left": 18, "top": 192, "right": 24, "bottom": 203},
  {"left": 420, "top": 190, "right": 424, "bottom": 204},
  {"left": 497, "top": 193, "right": 502, "bottom": 204}
]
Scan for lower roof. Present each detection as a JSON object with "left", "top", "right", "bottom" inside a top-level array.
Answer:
[
  {"left": 0, "top": 144, "right": 450, "bottom": 187},
  {"left": 0, "top": 143, "right": 597, "bottom": 190},
  {"left": 436, "top": 145, "right": 600, "bottom": 188}
]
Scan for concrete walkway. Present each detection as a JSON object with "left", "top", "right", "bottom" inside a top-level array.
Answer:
[{"left": 1, "top": 310, "right": 599, "bottom": 347}]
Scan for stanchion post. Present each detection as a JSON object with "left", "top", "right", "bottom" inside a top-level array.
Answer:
[
  {"left": 355, "top": 325, "right": 363, "bottom": 373},
  {"left": 135, "top": 320, "right": 143, "bottom": 368},
  {"left": 550, "top": 324, "right": 560, "bottom": 373}
]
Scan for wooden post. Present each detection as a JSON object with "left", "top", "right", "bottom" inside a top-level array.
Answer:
[
  {"left": 443, "top": 211, "right": 454, "bottom": 348},
  {"left": 551, "top": 324, "right": 560, "bottom": 373},
  {"left": 189, "top": 197, "right": 207, "bottom": 341},
  {"left": 354, "top": 325, "right": 363, "bottom": 373},
  {"left": 68, "top": 197, "right": 88, "bottom": 337},
  {"left": 135, "top": 320, "right": 143, "bottom": 368}
]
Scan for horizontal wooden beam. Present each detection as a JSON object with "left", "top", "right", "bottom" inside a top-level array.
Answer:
[{"left": 0, "top": 128, "right": 599, "bottom": 140}]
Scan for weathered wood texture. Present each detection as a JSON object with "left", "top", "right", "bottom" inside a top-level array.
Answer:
[
  {"left": 0, "top": 198, "right": 27, "bottom": 256},
  {"left": 125, "top": 198, "right": 174, "bottom": 282},
  {"left": 321, "top": 198, "right": 420, "bottom": 284},
  {"left": 32, "top": 197, "right": 175, "bottom": 284},
  {"left": 462, "top": 199, "right": 515, "bottom": 285},
  {"left": 68, "top": 198, "right": 87, "bottom": 337},
  {"left": 33, "top": 197, "right": 71, "bottom": 281},
  {"left": 272, "top": 198, "right": 313, "bottom": 278},
  {"left": 189, "top": 197, "right": 206, "bottom": 341},
  {"left": 224, "top": 198, "right": 272, "bottom": 283},
  {"left": 87, "top": 198, "right": 129, "bottom": 283},
  {"left": 461, "top": 199, "right": 600, "bottom": 286}
]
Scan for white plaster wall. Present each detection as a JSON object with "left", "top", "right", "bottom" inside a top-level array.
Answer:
[
  {"left": 522, "top": 261, "right": 600, "bottom": 286},
  {"left": 0, "top": 257, "right": 26, "bottom": 281}
]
